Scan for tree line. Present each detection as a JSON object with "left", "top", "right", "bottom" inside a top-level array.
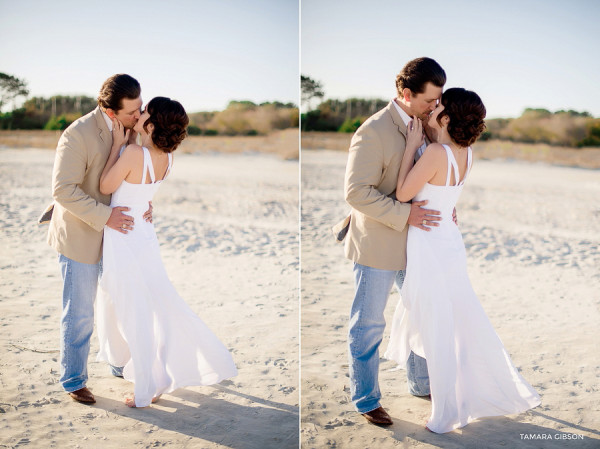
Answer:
[
  {"left": 300, "top": 75, "right": 600, "bottom": 147},
  {"left": 187, "top": 100, "right": 298, "bottom": 136},
  {"left": 0, "top": 72, "right": 298, "bottom": 135}
]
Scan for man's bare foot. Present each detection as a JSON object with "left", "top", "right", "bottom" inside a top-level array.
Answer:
[{"left": 125, "top": 395, "right": 161, "bottom": 408}]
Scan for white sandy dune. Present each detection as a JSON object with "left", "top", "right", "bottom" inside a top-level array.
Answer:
[
  {"left": 0, "top": 148, "right": 299, "bottom": 449},
  {"left": 301, "top": 149, "right": 600, "bottom": 448}
]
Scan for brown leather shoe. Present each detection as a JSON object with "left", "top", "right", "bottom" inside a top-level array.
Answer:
[
  {"left": 68, "top": 387, "right": 96, "bottom": 404},
  {"left": 361, "top": 406, "right": 393, "bottom": 426}
]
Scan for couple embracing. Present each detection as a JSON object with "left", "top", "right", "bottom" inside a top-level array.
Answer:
[
  {"left": 340, "top": 57, "right": 541, "bottom": 433},
  {"left": 47, "top": 74, "right": 237, "bottom": 408}
]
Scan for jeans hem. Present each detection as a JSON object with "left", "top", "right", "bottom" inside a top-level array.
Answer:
[
  {"left": 110, "top": 365, "right": 125, "bottom": 378},
  {"left": 409, "top": 390, "right": 431, "bottom": 397},
  {"left": 355, "top": 400, "right": 382, "bottom": 414},
  {"left": 63, "top": 382, "right": 87, "bottom": 393},
  {"left": 356, "top": 405, "right": 383, "bottom": 414}
]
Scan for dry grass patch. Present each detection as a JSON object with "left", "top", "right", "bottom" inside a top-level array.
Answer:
[
  {"left": 301, "top": 132, "right": 600, "bottom": 169},
  {"left": 0, "top": 128, "right": 299, "bottom": 160}
]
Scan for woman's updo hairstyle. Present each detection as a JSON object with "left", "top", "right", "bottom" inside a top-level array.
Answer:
[
  {"left": 437, "top": 88, "right": 486, "bottom": 147},
  {"left": 143, "top": 96, "right": 189, "bottom": 153}
]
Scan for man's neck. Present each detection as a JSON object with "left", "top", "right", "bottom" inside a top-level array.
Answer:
[
  {"left": 100, "top": 108, "right": 113, "bottom": 131},
  {"left": 394, "top": 98, "right": 414, "bottom": 117}
]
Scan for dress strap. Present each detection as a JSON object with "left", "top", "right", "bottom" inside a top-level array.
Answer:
[
  {"left": 442, "top": 144, "right": 459, "bottom": 186},
  {"left": 141, "top": 147, "right": 156, "bottom": 184},
  {"left": 163, "top": 153, "right": 173, "bottom": 180},
  {"left": 157, "top": 152, "right": 173, "bottom": 182},
  {"left": 464, "top": 147, "right": 473, "bottom": 183},
  {"left": 458, "top": 147, "right": 473, "bottom": 185},
  {"left": 141, "top": 147, "right": 147, "bottom": 184}
]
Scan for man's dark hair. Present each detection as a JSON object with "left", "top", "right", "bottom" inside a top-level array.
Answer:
[
  {"left": 395, "top": 57, "right": 446, "bottom": 96},
  {"left": 143, "top": 96, "right": 189, "bottom": 153},
  {"left": 97, "top": 74, "right": 141, "bottom": 111}
]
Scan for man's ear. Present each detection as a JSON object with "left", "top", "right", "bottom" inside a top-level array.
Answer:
[
  {"left": 402, "top": 88, "right": 411, "bottom": 103},
  {"left": 105, "top": 108, "right": 116, "bottom": 119}
]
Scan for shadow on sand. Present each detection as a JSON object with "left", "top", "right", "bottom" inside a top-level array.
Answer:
[
  {"left": 94, "top": 384, "right": 298, "bottom": 449},
  {"left": 383, "top": 410, "right": 599, "bottom": 449}
]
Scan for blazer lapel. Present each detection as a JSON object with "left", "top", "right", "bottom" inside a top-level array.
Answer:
[
  {"left": 387, "top": 100, "right": 407, "bottom": 139},
  {"left": 93, "top": 106, "right": 111, "bottom": 145}
]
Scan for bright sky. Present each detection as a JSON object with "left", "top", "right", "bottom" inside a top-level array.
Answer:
[
  {"left": 302, "top": 0, "right": 600, "bottom": 118},
  {"left": 0, "top": 0, "right": 298, "bottom": 113}
]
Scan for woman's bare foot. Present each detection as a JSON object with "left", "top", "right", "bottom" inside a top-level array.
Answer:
[{"left": 125, "top": 395, "right": 161, "bottom": 408}]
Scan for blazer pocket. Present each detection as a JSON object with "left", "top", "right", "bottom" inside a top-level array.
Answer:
[
  {"left": 331, "top": 214, "right": 351, "bottom": 243},
  {"left": 38, "top": 203, "right": 54, "bottom": 224}
]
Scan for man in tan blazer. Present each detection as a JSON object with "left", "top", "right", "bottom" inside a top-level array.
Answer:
[
  {"left": 342, "top": 58, "right": 446, "bottom": 425},
  {"left": 47, "top": 74, "right": 148, "bottom": 404}
]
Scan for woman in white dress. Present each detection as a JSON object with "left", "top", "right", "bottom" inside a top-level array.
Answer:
[
  {"left": 96, "top": 97, "right": 237, "bottom": 408},
  {"left": 384, "top": 88, "right": 540, "bottom": 433}
]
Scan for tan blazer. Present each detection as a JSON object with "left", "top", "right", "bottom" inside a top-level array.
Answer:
[
  {"left": 342, "top": 101, "right": 412, "bottom": 270},
  {"left": 47, "top": 106, "right": 113, "bottom": 264}
]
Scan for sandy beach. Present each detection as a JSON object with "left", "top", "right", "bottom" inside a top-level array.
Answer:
[
  {"left": 0, "top": 148, "right": 299, "bottom": 448},
  {"left": 301, "top": 149, "right": 600, "bottom": 448}
]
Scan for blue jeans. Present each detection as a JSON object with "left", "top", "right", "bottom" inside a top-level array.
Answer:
[
  {"left": 58, "top": 254, "right": 123, "bottom": 391},
  {"left": 348, "top": 263, "right": 430, "bottom": 413},
  {"left": 58, "top": 254, "right": 101, "bottom": 392}
]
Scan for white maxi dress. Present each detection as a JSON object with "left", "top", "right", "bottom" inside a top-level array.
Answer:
[
  {"left": 96, "top": 147, "right": 237, "bottom": 407},
  {"left": 385, "top": 144, "right": 540, "bottom": 433}
]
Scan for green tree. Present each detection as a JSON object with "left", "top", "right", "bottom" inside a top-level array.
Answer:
[
  {"left": 259, "top": 101, "right": 297, "bottom": 109},
  {"left": 187, "top": 125, "right": 202, "bottom": 135},
  {"left": 338, "top": 117, "right": 366, "bottom": 133},
  {"left": 0, "top": 72, "right": 29, "bottom": 112},
  {"left": 300, "top": 110, "right": 339, "bottom": 132},
  {"left": 227, "top": 100, "right": 257, "bottom": 109},
  {"left": 577, "top": 122, "right": 600, "bottom": 147},
  {"left": 44, "top": 114, "right": 79, "bottom": 130},
  {"left": 556, "top": 109, "right": 591, "bottom": 117},
  {"left": 301, "top": 75, "right": 325, "bottom": 111}
]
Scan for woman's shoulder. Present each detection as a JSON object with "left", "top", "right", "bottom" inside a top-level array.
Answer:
[
  {"left": 122, "top": 144, "right": 143, "bottom": 156},
  {"left": 422, "top": 142, "right": 447, "bottom": 158},
  {"left": 119, "top": 144, "right": 144, "bottom": 164},
  {"left": 425, "top": 142, "right": 446, "bottom": 151}
]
